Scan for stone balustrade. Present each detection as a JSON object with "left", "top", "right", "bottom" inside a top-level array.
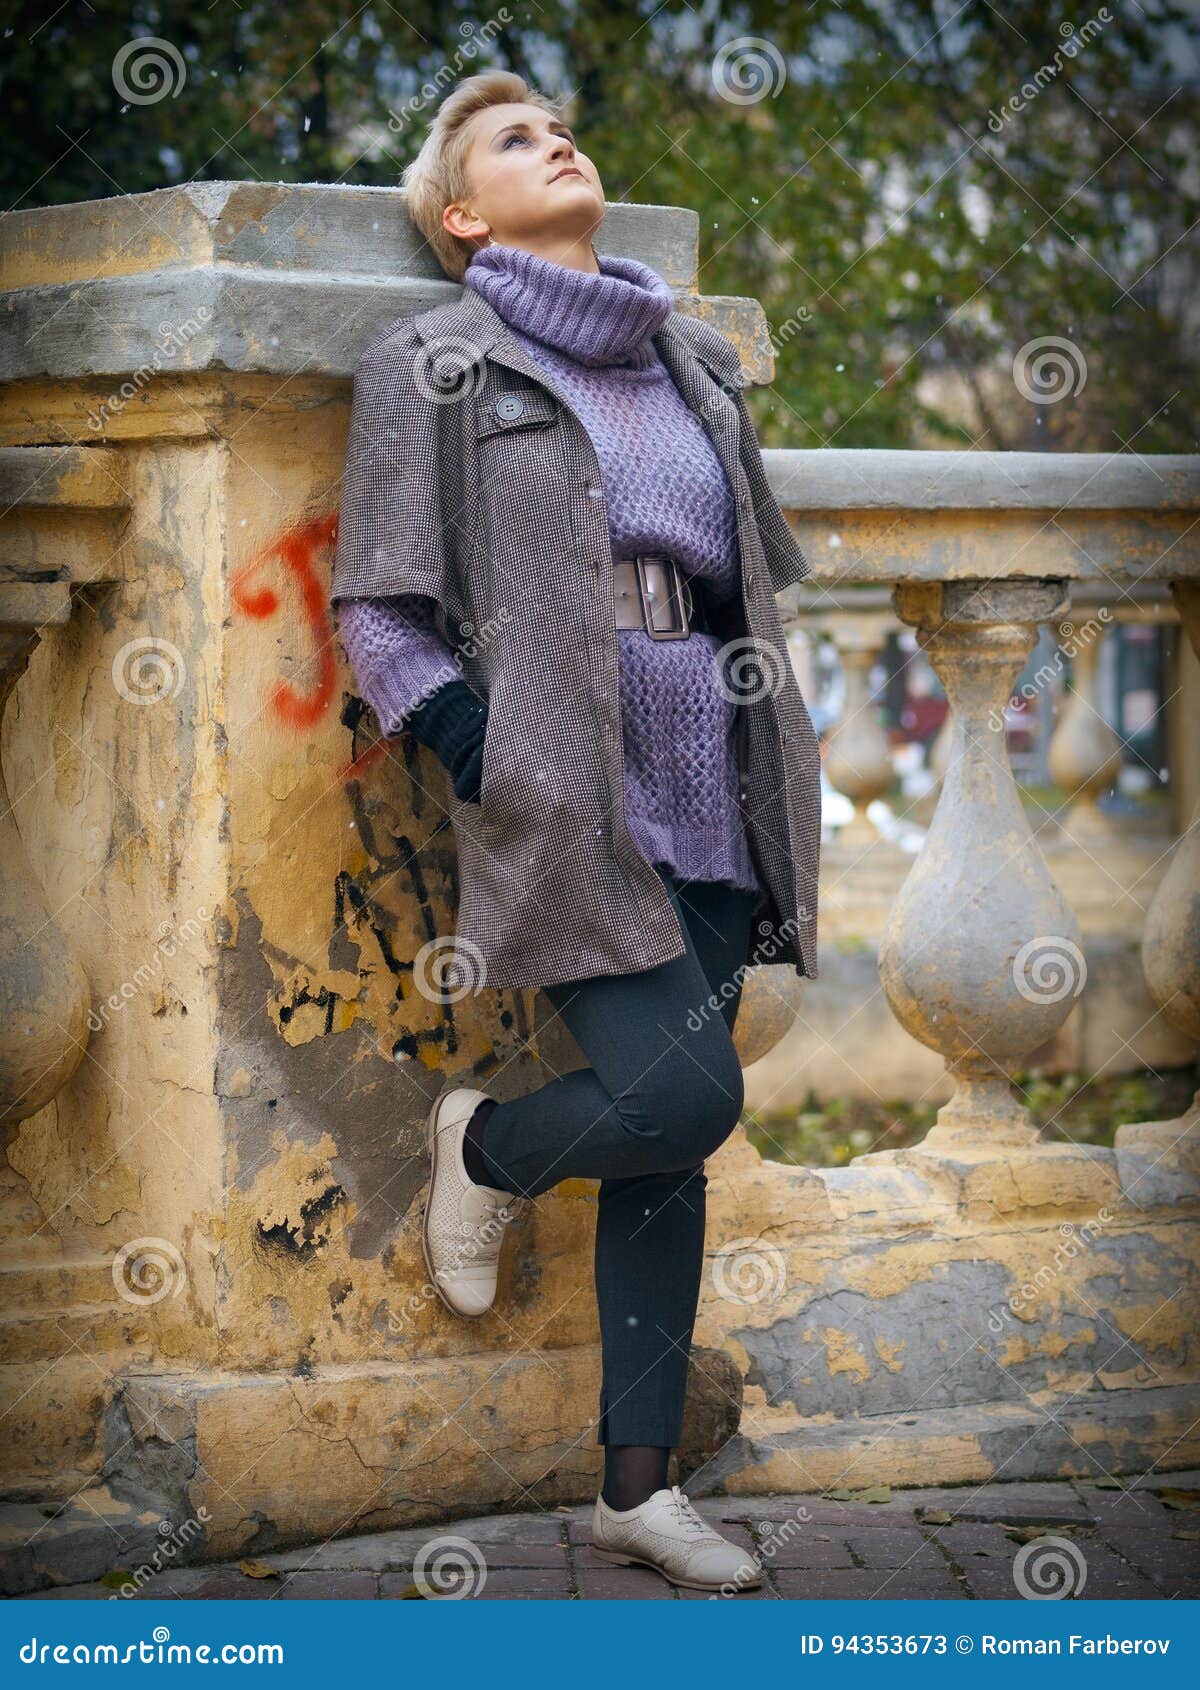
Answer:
[{"left": 0, "top": 184, "right": 1196, "bottom": 1589}]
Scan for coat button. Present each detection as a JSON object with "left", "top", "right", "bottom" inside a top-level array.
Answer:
[{"left": 495, "top": 393, "right": 525, "bottom": 421}]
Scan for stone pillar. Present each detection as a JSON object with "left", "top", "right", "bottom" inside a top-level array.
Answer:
[{"left": 878, "top": 581, "right": 1084, "bottom": 1148}]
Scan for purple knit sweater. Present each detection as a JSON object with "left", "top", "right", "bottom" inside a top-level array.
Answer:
[{"left": 338, "top": 243, "right": 758, "bottom": 893}]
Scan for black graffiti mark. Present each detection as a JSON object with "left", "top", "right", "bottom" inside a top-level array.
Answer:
[{"left": 257, "top": 1183, "right": 348, "bottom": 1260}]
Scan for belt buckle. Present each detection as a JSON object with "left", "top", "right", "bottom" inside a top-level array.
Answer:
[{"left": 636, "top": 556, "right": 692, "bottom": 640}]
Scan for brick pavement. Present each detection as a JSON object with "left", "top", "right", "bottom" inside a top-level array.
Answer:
[{"left": 25, "top": 1473, "right": 1200, "bottom": 1601}]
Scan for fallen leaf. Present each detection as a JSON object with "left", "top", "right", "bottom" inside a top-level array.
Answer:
[
  {"left": 395, "top": 1582, "right": 425, "bottom": 1599},
  {"left": 922, "top": 1510, "right": 953, "bottom": 1524},
  {"left": 238, "top": 1559, "right": 280, "bottom": 1580},
  {"left": 99, "top": 1570, "right": 132, "bottom": 1589},
  {"left": 856, "top": 1485, "right": 893, "bottom": 1505},
  {"left": 1158, "top": 1489, "right": 1200, "bottom": 1511},
  {"left": 825, "top": 1488, "right": 854, "bottom": 1500},
  {"left": 1171, "top": 1530, "right": 1200, "bottom": 1542},
  {"left": 1004, "top": 1526, "right": 1052, "bottom": 1543}
]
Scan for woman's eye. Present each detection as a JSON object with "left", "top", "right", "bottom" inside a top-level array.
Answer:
[{"left": 502, "top": 133, "right": 529, "bottom": 148}]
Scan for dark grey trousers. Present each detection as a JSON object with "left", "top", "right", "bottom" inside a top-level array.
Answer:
[{"left": 478, "top": 868, "right": 757, "bottom": 1447}]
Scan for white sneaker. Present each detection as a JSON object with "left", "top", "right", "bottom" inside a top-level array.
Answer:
[
  {"left": 591, "top": 1483, "right": 763, "bottom": 1592},
  {"left": 421, "top": 1086, "right": 523, "bottom": 1317}
]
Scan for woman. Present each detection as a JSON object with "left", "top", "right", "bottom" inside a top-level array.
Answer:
[{"left": 332, "top": 70, "right": 821, "bottom": 1593}]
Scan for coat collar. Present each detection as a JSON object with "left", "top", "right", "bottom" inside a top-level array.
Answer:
[
  {"left": 422, "top": 283, "right": 746, "bottom": 480},
  {"left": 429, "top": 282, "right": 739, "bottom": 399}
]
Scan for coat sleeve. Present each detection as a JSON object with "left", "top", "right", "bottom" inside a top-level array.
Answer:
[
  {"left": 731, "top": 384, "right": 812, "bottom": 594},
  {"left": 330, "top": 328, "right": 463, "bottom": 609}
]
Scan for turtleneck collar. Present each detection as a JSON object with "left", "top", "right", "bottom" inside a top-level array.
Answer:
[{"left": 463, "top": 244, "right": 674, "bottom": 369}]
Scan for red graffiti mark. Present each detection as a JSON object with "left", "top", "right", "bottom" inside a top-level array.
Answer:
[
  {"left": 232, "top": 512, "right": 339, "bottom": 731},
  {"left": 339, "top": 738, "right": 399, "bottom": 783}
]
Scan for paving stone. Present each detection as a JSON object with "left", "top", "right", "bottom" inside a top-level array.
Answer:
[
  {"left": 24, "top": 1583, "right": 114, "bottom": 1600},
  {"left": 277, "top": 1571, "right": 378, "bottom": 1599},
  {"left": 773, "top": 1568, "right": 966, "bottom": 1600},
  {"left": 469, "top": 1568, "right": 573, "bottom": 1600},
  {"left": 1072, "top": 1484, "right": 1177, "bottom": 1528},
  {"left": 845, "top": 1528, "right": 944, "bottom": 1570},
  {"left": 757, "top": 1534, "right": 858, "bottom": 1571},
  {"left": 752, "top": 1500, "right": 919, "bottom": 1530},
  {"left": 902, "top": 1482, "right": 1095, "bottom": 1526},
  {"left": 472, "top": 1543, "right": 570, "bottom": 1569},
  {"left": 126, "top": 1571, "right": 220, "bottom": 1598},
  {"left": 379, "top": 1571, "right": 430, "bottom": 1598},
  {"left": 576, "top": 1567, "right": 675, "bottom": 1599},
  {"left": 933, "top": 1522, "right": 1023, "bottom": 1562},
  {"left": 1097, "top": 1527, "right": 1200, "bottom": 1594},
  {"left": 183, "top": 1572, "right": 282, "bottom": 1599}
]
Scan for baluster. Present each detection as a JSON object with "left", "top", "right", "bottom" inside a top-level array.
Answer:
[
  {"left": 823, "top": 618, "right": 897, "bottom": 851},
  {"left": 1047, "top": 614, "right": 1122, "bottom": 843},
  {"left": 879, "top": 582, "right": 1084, "bottom": 1150},
  {"left": 1116, "top": 581, "right": 1200, "bottom": 1176}
]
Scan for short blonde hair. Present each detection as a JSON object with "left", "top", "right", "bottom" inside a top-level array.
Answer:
[{"left": 402, "top": 72, "right": 592, "bottom": 282}]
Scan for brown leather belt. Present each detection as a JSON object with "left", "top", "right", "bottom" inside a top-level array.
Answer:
[{"left": 613, "top": 555, "right": 694, "bottom": 640}]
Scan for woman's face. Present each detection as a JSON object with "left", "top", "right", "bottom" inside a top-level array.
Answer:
[{"left": 450, "top": 102, "right": 605, "bottom": 258}]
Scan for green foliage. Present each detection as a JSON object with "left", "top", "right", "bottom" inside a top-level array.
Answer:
[
  {"left": 2, "top": 2, "right": 1194, "bottom": 449},
  {"left": 745, "top": 1066, "right": 1198, "bottom": 1166}
]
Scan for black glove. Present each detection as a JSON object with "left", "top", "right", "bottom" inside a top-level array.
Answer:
[{"left": 406, "top": 679, "right": 488, "bottom": 804}]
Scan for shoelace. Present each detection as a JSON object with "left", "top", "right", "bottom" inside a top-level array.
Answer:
[
  {"left": 663, "top": 1485, "right": 718, "bottom": 1540},
  {"left": 481, "top": 1193, "right": 524, "bottom": 1226}
]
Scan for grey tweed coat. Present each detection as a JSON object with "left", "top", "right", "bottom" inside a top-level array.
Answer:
[{"left": 331, "top": 281, "right": 821, "bottom": 992}]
